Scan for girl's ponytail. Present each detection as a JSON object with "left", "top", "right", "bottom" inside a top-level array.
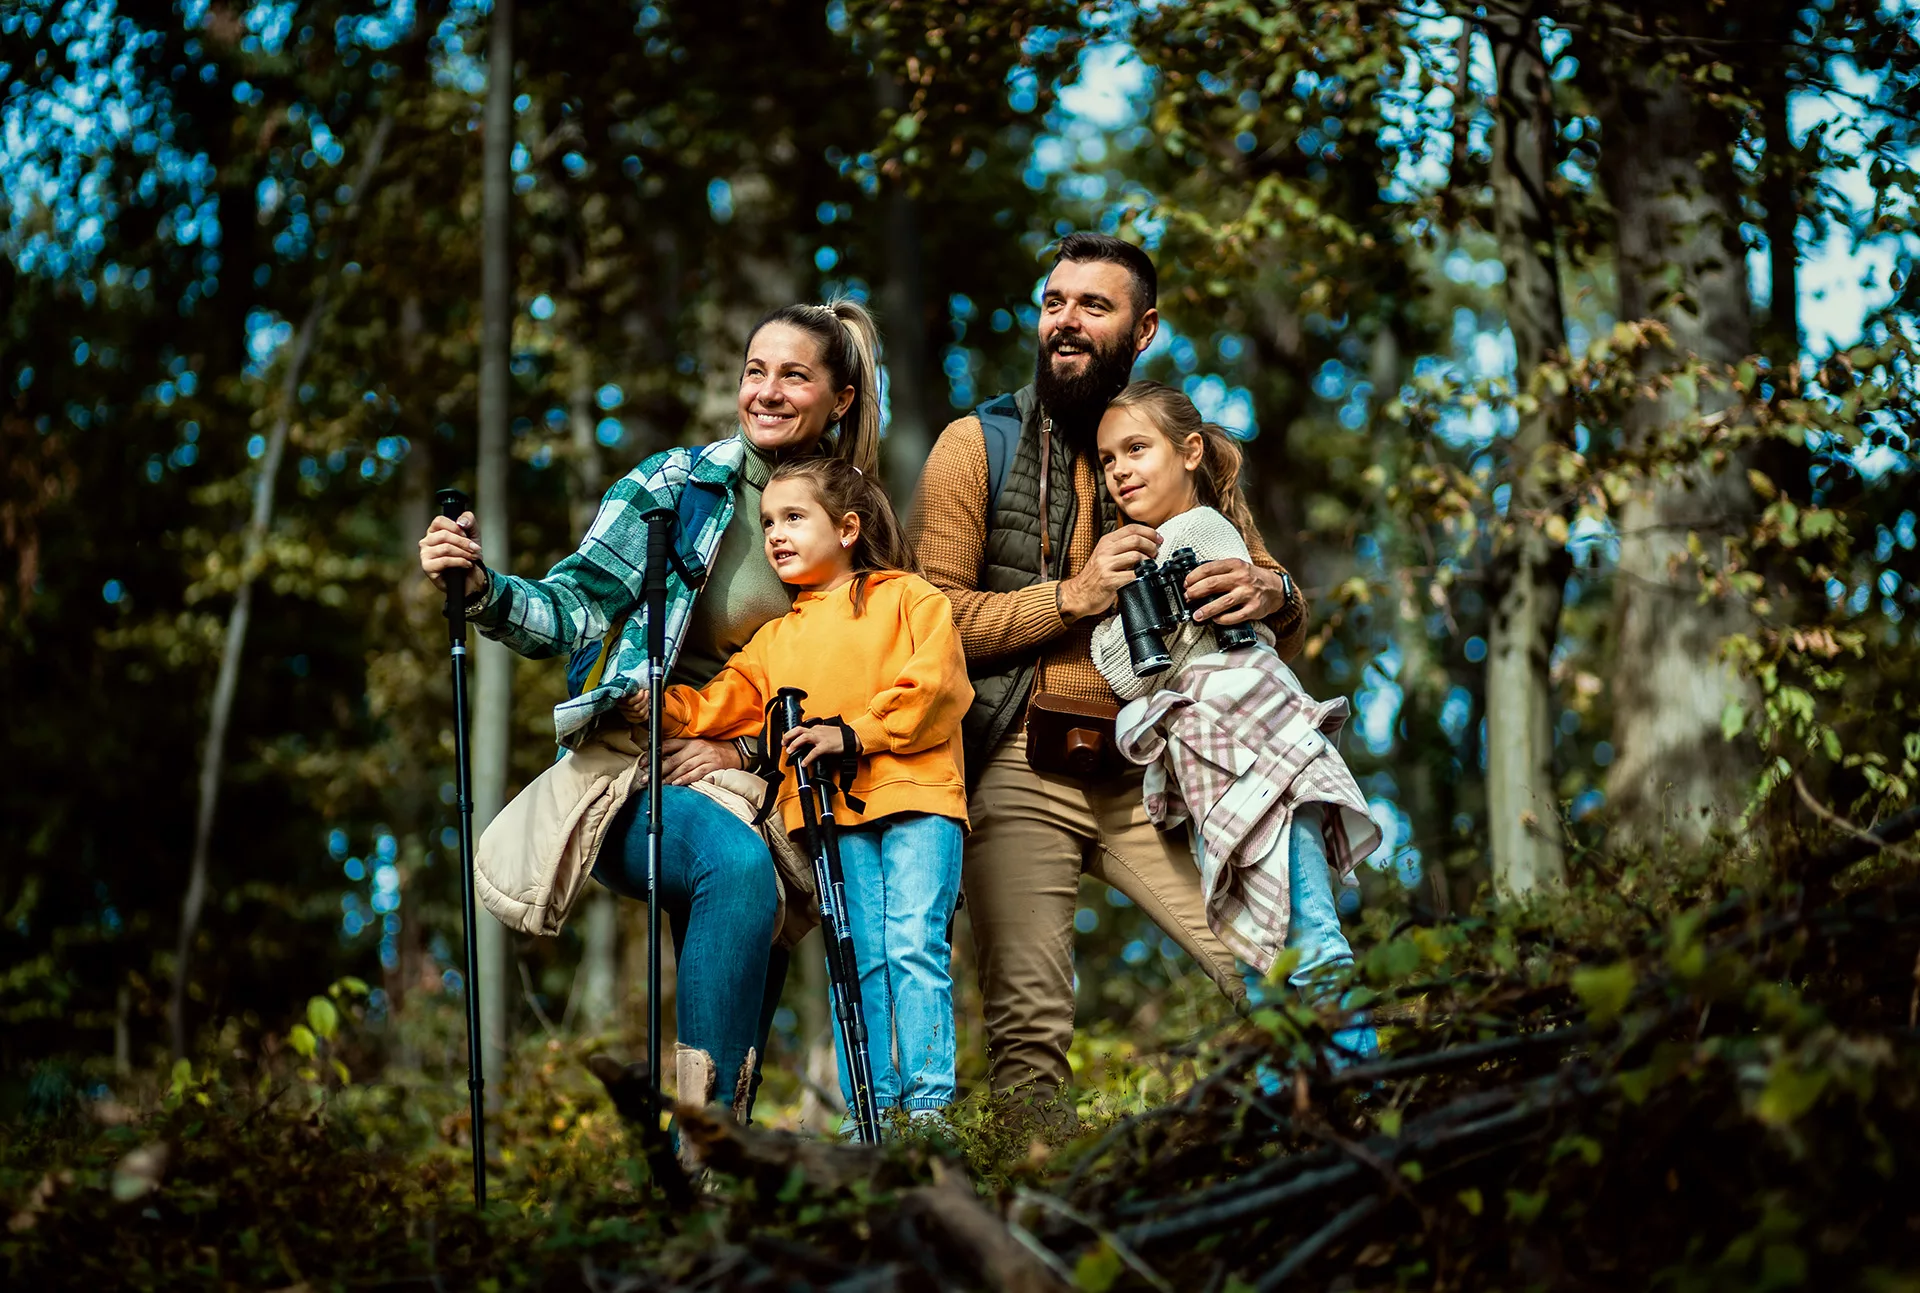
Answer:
[
  {"left": 1194, "top": 421, "right": 1259, "bottom": 541},
  {"left": 1107, "top": 380, "right": 1261, "bottom": 543}
]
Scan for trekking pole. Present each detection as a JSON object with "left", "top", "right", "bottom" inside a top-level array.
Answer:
[
  {"left": 639, "top": 507, "right": 674, "bottom": 1100},
  {"left": 772, "top": 688, "right": 882, "bottom": 1143},
  {"left": 434, "top": 487, "right": 488, "bottom": 1207}
]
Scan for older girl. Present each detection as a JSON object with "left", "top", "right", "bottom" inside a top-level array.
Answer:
[{"left": 1090, "top": 381, "right": 1381, "bottom": 1065}]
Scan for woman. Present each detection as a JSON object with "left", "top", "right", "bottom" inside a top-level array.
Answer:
[{"left": 418, "top": 299, "right": 883, "bottom": 1117}]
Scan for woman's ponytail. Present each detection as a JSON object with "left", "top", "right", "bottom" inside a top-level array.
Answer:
[{"left": 829, "top": 300, "right": 882, "bottom": 478}]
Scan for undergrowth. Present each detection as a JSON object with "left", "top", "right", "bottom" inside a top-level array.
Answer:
[{"left": 6, "top": 841, "right": 1919, "bottom": 1290}]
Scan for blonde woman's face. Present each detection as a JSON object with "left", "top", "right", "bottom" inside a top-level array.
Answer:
[
  {"left": 738, "top": 323, "right": 855, "bottom": 455},
  {"left": 1096, "top": 406, "right": 1204, "bottom": 528}
]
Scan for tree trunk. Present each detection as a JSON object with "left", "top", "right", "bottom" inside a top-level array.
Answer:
[
  {"left": 794, "top": 928, "right": 843, "bottom": 1131},
  {"left": 168, "top": 114, "right": 394, "bottom": 1059},
  {"left": 1483, "top": 7, "right": 1571, "bottom": 901},
  {"left": 876, "top": 72, "right": 935, "bottom": 494},
  {"left": 473, "top": 0, "right": 515, "bottom": 1088},
  {"left": 1757, "top": 65, "right": 1800, "bottom": 381},
  {"left": 168, "top": 296, "right": 323, "bottom": 1060},
  {"left": 1597, "top": 45, "right": 1762, "bottom": 850},
  {"left": 568, "top": 365, "right": 619, "bottom": 1033},
  {"left": 880, "top": 185, "right": 935, "bottom": 493}
]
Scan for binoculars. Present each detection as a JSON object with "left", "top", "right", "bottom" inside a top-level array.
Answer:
[{"left": 1116, "top": 545, "right": 1259, "bottom": 677}]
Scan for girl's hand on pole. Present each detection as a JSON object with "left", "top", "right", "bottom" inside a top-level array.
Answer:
[
  {"left": 661, "top": 737, "right": 742, "bottom": 785},
  {"left": 420, "top": 512, "right": 489, "bottom": 598},
  {"left": 782, "top": 723, "right": 845, "bottom": 768},
  {"left": 618, "top": 689, "right": 651, "bottom": 726}
]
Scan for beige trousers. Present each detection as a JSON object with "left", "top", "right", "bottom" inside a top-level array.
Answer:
[{"left": 963, "top": 729, "right": 1244, "bottom": 1094}]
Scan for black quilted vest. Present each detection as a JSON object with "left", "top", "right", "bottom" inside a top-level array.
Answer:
[{"left": 961, "top": 384, "right": 1118, "bottom": 778}]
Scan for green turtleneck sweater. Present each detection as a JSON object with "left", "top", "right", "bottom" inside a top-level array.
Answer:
[{"left": 669, "top": 438, "right": 796, "bottom": 690}]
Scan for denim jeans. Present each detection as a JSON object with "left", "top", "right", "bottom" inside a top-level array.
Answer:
[
  {"left": 829, "top": 812, "right": 965, "bottom": 1114},
  {"left": 1238, "top": 804, "right": 1379, "bottom": 1068},
  {"left": 592, "top": 784, "right": 789, "bottom": 1111}
]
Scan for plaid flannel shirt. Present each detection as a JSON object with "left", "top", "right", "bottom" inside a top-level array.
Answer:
[
  {"left": 1114, "top": 652, "right": 1382, "bottom": 973},
  {"left": 467, "top": 436, "right": 748, "bottom": 749}
]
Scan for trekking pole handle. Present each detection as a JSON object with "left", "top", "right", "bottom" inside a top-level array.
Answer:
[
  {"left": 772, "top": 687, "right": 812, "bottom": 789},
  {"left": 641, "top": 507, "right": 674, "bottom": 664},
  {"left": 436, "top": 488, "right": 473, "bottom": 644}
]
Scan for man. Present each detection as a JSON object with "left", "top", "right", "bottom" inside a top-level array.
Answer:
[{"left": 912, "top": 233, "right": 1308, "bottom": 1106}]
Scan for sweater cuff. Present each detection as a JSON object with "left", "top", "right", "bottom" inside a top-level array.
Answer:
[
  {"left": 847, "top": 712, "right": 890, "bottom": 758},
  {"left": 1022, "top": 580, "right": 1070, "bottom": 630},
  {"left": 659, "top": 688, "right": 693, "bottom": 736}
]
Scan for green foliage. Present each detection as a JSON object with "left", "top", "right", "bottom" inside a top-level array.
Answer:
[
  {"left": 4, "top": 0, "right": 1920, "bottom": 1282},
  {"left": 6, "top": 851, "right": 1918, "bottom": 1289}
]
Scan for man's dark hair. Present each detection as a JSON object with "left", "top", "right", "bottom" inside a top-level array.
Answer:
[{"left": 1051, "top": 232, "right": 1157, "bottom": 316}]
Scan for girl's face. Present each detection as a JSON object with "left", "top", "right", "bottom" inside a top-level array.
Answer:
[
  {"left": 761, "top": 478, "right": 859, "bottom": 589},
  {"left": 1096, "top": 406, "right": 1204, "bottom": 527},
  {"left": 737, "top": 323, "right": 855, "bottom": 456}
]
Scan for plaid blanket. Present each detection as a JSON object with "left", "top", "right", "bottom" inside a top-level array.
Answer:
[
  {"left": 468, "top": 436, "right": 747, "bottom": 748},
  {"left": 1114, "top": 651, "right": 1381, "bottom": 973}
]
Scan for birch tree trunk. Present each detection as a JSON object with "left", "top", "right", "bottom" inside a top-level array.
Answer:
[
  {"left": 1597, "top": 45, "right": 1762, "bottom": 850},
  {"left": 169, "top": 115, "right": 393, "bottom": 1059},
  {"left": 569, "top": 365, "right": 619, "bottom": 1033},
  {"left": 1483, "top": 7, "right": 1571, "bottom": 900},
  {"left": 473, "top": 0, "right": 514, "bottom": 1086}
]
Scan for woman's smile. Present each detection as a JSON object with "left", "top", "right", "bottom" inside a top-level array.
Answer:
[{"left": 737, "top": 322, "right": 853, "bottom": 453}]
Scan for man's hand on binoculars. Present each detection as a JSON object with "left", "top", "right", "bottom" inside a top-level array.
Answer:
[
  {"left": 419, "top": 512, "right": 489, "bottom": 598},
  {"left": 1058, "top": 523, "right": 1162, "bottom": 623},
  {"left": 782, "top": 721, "right": 848, "bottom": 769},
  {"left": 1184, "top": 558, "right": 1286, "bottom": 627}
]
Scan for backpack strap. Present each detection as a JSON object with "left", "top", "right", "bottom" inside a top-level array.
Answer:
[{"left": 973, "top": 393, "right": 1024, "bottom": 527}]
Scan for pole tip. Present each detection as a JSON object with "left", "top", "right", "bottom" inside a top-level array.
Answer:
[{"left": 436, "top": 487, "right": 472, "bottom": 519}]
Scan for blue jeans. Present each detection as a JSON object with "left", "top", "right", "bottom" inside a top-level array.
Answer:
[
  {"left": 829, "top": 813, "right": 965, "bottom": 1114},
  {"left": 1241, "top": 804, "right": 1379, "bottom": 1068},
  {"left": 592, "top": 784, "right": 788, "bottom": 1111}
]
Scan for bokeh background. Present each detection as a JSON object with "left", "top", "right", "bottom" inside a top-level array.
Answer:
[{"left": 2, "top": 0, "right": 1915, "bottom": 1131}]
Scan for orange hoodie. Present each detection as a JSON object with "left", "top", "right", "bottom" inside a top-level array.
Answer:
[{"left": 659, "top": 570, "right": 972, "bottom": 837}]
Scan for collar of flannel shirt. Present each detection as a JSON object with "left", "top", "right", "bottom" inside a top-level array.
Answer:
[{"left": 509, "top": 435, "right": 751, "bottom": 747}]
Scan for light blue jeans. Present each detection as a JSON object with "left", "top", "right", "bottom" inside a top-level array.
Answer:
[
  {"left": 830, "top": 812, "right": 965, "bottom": 1114},
  {"left": 1235, "top": 804, "right": 1379, "bottom": 1068}
]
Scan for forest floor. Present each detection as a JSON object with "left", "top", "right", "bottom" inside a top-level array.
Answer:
[{"left": 7, "top": 840, "right": 1920, "bottom": 1292}]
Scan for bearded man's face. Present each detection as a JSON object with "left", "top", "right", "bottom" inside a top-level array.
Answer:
[{"left": 1033, "top": 259, "right": 1156, "bottom": 439}]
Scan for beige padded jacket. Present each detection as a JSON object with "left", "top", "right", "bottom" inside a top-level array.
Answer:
[{"left": 474, "top": 726, "right": 818, "bottom": 947}]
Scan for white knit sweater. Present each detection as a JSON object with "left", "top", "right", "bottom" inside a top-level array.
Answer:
[{"left": 1091, "top": 506, "right": 1277, "bottom": 700}]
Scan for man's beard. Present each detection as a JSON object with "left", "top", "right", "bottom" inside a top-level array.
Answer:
[{"left": 1033, "top": 328, "right": 1137, "bottom": 446}]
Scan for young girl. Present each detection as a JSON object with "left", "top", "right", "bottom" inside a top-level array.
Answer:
[
  {"left": 626, "top": 457, "right": 973, "bottom": 1122},
  {"left": 1089, "top": 381, "right": 1382, "bottom": 1064}
]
